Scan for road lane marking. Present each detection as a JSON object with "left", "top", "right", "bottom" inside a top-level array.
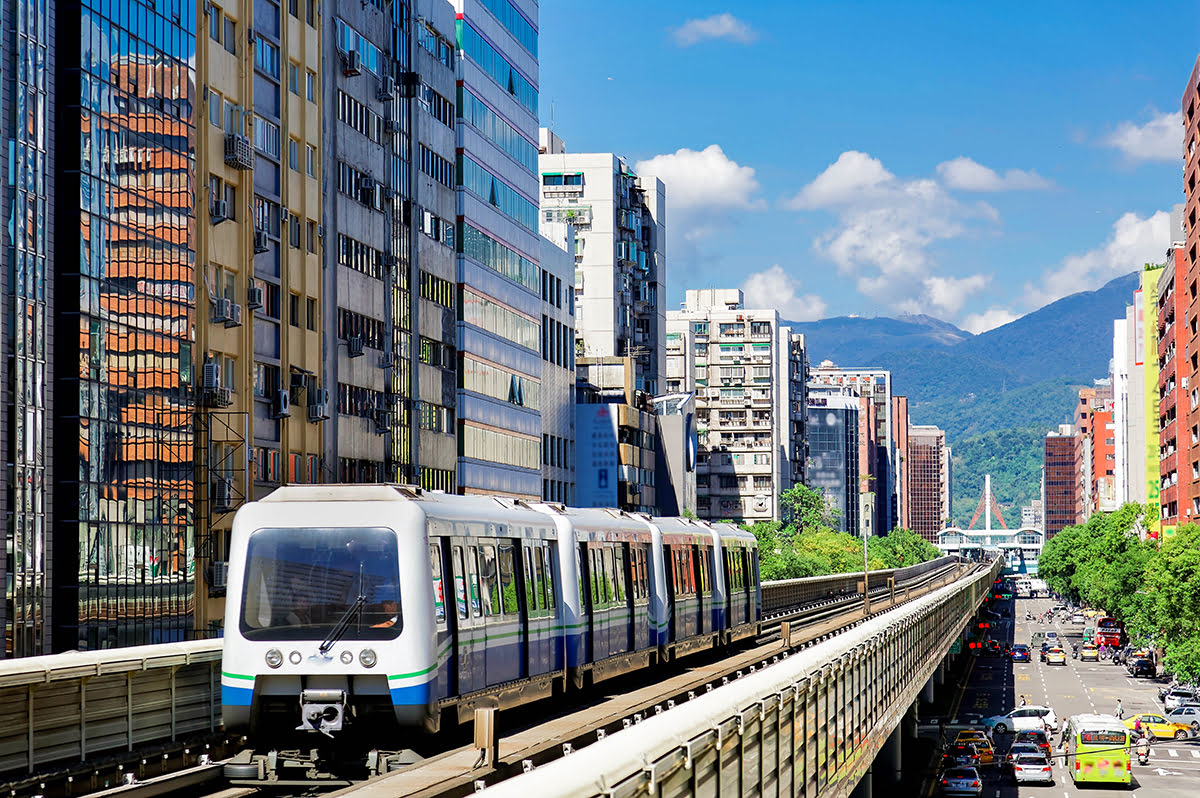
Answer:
[
  {"left": 1192, "top": 750, "right": 1200, "bottom": 758},
  {"left": 1168, "top": 747, "right": 1179, "bottom": 757}
]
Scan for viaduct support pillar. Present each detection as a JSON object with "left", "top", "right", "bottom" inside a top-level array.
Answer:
[
  {"left": 873, "top": 724, "right": 903, "bottom": 788},
  {"left": 851, "top": 765, "right": 873, "bottom": 798}
]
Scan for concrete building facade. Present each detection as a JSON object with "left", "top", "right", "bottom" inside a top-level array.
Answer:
[
  {"left": 539, "top": 226, "right": 576, "bottom": 503},
  {"left": 454, "top": 0, "right": 543, "bottom": 499},
  {"left": 1182, "top": 56, "right": 1200, "bottom": 534},
  {"left": 664, "top": 289, "right": 806, "bottom": 523}
]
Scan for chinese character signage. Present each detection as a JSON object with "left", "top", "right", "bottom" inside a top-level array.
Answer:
[{"left": 576, "top": 404, "right": 619, "bottom": 507}]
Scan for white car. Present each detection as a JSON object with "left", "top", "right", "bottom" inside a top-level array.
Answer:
[
  {"left": 983, "top": 706, "right": 1059, "bottom": 734},
  {"left": 1164, "top": 688, "right": 1200, "bottom": 712},
  {"left": 1167, "top": 705, "right": 1200, "bottom": 732}
]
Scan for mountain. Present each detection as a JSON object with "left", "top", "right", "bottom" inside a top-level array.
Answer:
[{"left": 785, "top": 272, "right": 1139, "bottom": 525}]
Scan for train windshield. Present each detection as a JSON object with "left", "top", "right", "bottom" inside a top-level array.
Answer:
[{"left": 239, "top": 527, "right": 402, "bottom": 641}]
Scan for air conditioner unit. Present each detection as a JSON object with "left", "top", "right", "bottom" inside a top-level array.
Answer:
[
  {"left": 348, "top": 335, "right": 364, "bottom": 357},
  {"left": 271, "top": 390, "right": 291, "bottom": 418},
  {"left": 224, "top": 133, "right": 253, "bottom": 170},
  {"left": 253, "top": 229, "right": 270, "bottom": 253},
  {"left": 1184, "top": 376, "right": 1190, "bottom": 389},
  {"left": 375, "top": 408, "right": 392, "bottom": 434},
  {"left": 308, "top": 400, "right": 328, "bottom": 423},
  {"left": 290, "top": 371, "right": 310, "bottom": 394},
  {"left": 280, "top": 208, "right": 290, "bottom": 224},
  {"left": 225, "top": 303, "right": 243, "bottom": 328},
  {"left": 342, "top": 49, "right": 361, "bottom": 76},
  {"left": 212, "top": 477, "right": 234, "bottom": 513},
  {"left": 308, "top": 388, "right": 331, "bottom": 422},
  {"left": 377, "top": 75, "right": 395, "bottom": 100},
  {"left": 247, "top": 283, "right": 264, "bottom": 310},
  {"left": 211, "top": 297, "right": 232, "bottom": 323},
  {"left": 210, "top": 199, "right": 229, "bottom": 224},
  {"left": 360, "top": 176, "right": 377, "bottom": 192},
  {"left": 383, "top": 117, "right": 399, "bottom": 136},
  {"left": 202, "top": 361, "right": 221, "bottom": 390}
]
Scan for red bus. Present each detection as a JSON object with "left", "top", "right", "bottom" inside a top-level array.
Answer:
[{"left": 1095, "top": 617, "right": 1125, "bottom": 648}]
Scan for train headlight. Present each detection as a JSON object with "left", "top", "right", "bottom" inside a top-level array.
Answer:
[
  {"left": 289, "top": 651, "right": 302, "bottom": 665},
  {"left": 265, "top": 648, "right": 284, "bottom": 669},
  {"left": 340, "top": 651, "right": 353, "bottom": 665},
  {"left": 359, "top": 648, "right": 378, "bottom": 668}
]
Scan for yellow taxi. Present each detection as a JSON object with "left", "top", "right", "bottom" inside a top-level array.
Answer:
[
  {"left": 1045, "top": 647, "right": 1067, "bottom": 665},
  {"left": 1079, "top": 643, "right": 1099, "bottom": 662},
  {"left": 1125, "top": 713, "right": 1192, "bottom": 741},
  {"left": 954, "top": 730, "right": 995, "bottom": 764}
]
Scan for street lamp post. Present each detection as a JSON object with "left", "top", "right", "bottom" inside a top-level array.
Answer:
[{"left": 862, "top": 530, "right": 871, "bottom": 616}]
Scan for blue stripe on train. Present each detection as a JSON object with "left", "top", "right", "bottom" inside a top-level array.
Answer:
[
  {"left": 223, "top": 683, "right": 254, "bottom": 707},
  {"left": 390, "top": 680, "right": 432, "bottom": 706}
]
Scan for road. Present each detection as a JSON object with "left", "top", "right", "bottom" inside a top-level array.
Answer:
[{"left": 925, "top": 595, "right": 1199, "bottom": 797}]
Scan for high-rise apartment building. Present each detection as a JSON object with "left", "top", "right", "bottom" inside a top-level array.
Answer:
[
  {"left": 539, "top": 226, "right": 577, "bottom": 503},
  {"left": 1155, "top": 207, "right": 1187, "bottom": 532},
  {"left": 664, "top": 289, "right": 807, "bottom": 522},
  {"left": 1044, "top": 424, "right": 1079, "bottom": 537},
  {"left": 808, "top": 362, "right": 898, "bottom": 535},
  {"left": 806, "top": 391, "right": 860, "bottom": 534},
  {"left": 908, "top": 426, "right": 950, "bottom": 543},
  {"left": 1114, "top": 305, "right": 1147, "bottom": 510},
  {"left": 1089, "top": 402, "right": 1117, "bottom": 514},
  {"left": 892, "top": 396, "right": 911, "bottom": 529},
  {"left": 1182, "top": 55, "right": 1200, "bottom": 533},
  {"left": 1138, "top": 266, "right": 1163, "bottom": 537},
  {"left": 538, "top": 130, "right": 667, "bottom": 396},
  {"left": 454, "top": 0, "right": 542, "bottom": 498},
  {"left": 191, "top": 0, "right": 328, "bottom": 633}
]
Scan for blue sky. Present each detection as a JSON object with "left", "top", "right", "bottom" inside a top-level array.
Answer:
[{"left": 537, "top": 2, "right": 1199, "bottom": 332}]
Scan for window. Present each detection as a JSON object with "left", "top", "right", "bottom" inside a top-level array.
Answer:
[
  {"left": 255, "top": 36, "right": 281, "bottom": 78},
  {"left": 224, "top": 101, "right": 243, "bottom": 134},
  {"left": 307, "top": 220, "right": 318, "bottom": 253},
  {"left": 208, "top": 90, "right": 223, "bottom": 126},
  {"left": 307, "top": 0, "right": 317, "bottom": 25},
  {"left": 253, "top": 115, "right": 281, "bottom": 157},
  {"left": 289, "top": 0, "right": 298, "bottom": 17},
  {"left": 288, "top": 62, "right": 300, "bottom": 94},
  {"left": 307, "top": 297, "right": 317, "bottom": 330},
  {"left": 289, "top": 293, "right": 301, "bottom": 327},
  {"left": 306, "top": 70, "right": 316, "bottom": 101},
  {"left": 288, "top": 138, "right": 299, "bottom": 170},
  {"left": 224, "top": 17, "right": 236, "bottom": 54},
  {"left": 289, "top": 214, "right": 301, "bottom": 248},
  {"left": 210, "top": 5, "right": 223, "bottom": 41},
  {"left": 306, "top": 144, "right": 316, "bottom": 176}
]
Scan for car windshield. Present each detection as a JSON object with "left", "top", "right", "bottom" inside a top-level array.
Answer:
[{"left": 239, "top": 526, "right": 402, "bottom": 641}]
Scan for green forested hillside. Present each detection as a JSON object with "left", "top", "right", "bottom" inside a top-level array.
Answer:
[{"left": 947, "top": 427, "right": 1046, "bottom": 526}]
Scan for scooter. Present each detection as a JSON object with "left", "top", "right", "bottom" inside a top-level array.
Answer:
[{"left": 1137, "top": 740, "right": 1151, "bottom": 765}]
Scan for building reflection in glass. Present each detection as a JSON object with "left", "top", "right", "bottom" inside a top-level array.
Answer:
[{"left": 52, "top": 0, "right": 198, "bottom": 651}]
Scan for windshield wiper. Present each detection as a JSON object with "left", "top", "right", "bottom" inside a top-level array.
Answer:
[{"left": 319, "top": 595, "right": 366, "bottom": 654}]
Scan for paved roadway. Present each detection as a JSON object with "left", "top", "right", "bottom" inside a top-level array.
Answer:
[{"left": 925, "top": 595, "right": 1199, "bottom": 797}]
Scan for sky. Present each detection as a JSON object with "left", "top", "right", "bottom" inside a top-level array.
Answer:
[{"left": 537, "top": 2, "right": 1200, "bottom": 333}]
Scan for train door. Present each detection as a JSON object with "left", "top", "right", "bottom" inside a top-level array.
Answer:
[
  {"left": 629, "top": 544, "right": 649, "bottom": 651},
  {"left": 577, "top": 543, "right": 594, "bottom": 662},
  {"left": 522, "top": 539, "right": 548, "bottom": 676},
  {"left": 450, "top": 542, "right": 485, "bottom": 694},
  {"left": 615, "top": 544, "right": 634, "bottom": 652},
  {"left": 589, "top": 544, "right": 612, "bottom": 661},
  {"left": 480, "top": 538, "right": 526, "bottom": 686},
  {"left": 430, "top": 539, "right": 453, "bottom": 699},
  {"left": 664, "top": 545, "right": 677, "bottom": 643}
]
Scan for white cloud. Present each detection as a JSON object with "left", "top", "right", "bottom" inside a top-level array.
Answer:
[
  {"left": 784, "top": 151, "right": 1000, "bottom": 315},
  {"left": 671, "top": 13, "right": 757, "bottom": 47},
  {"left": 1029, "top": 210, "right": 1171, "bottom": 305},
  {"left": 741, "top": 265, "right": 829, "bottom": 321},
  {"left": 921, "top": 274, "right": 990, "bottom": 317},
  {"left": 935, "top": 157, "right": 1053, "bottom": 191},
  {"left": 1103, "top": 110, "right": 1181, "bottom": 162},
  {"left": 784, "top": 150, "right": 895, "bottom": 209},
  {"left": 637, "top": 145, "right": 762, "bottom": 214},
  {"left": 961, "top": 307, "right": 1021, "bottom": 335}
]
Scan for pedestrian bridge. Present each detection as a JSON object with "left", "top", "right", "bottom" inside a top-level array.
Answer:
[{"left": 476, "top": 558, "right": 1002, "bottom": 798}]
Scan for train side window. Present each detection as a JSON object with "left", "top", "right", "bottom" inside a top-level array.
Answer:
[
  {"left": 430, "top": 543, "right": 446, "bottom": 626},
  {"left": 542, "top": 545, "right": 557, "bottom": 610},
  {"left": 577, "top": 546, "right": 587, "bottom": 608},
  {"left": 480, "top": 545, "right": 499, "bottom": 617},
  {"left": 453, "top": 545, "right": 468, "bottom": 620},
  {"left": 498, "top": 543, "right": 519, "bottom": 615},
  {"left": 590, "top": 548, "right": 602, "bottom": 607},
  {"left": 603, "top": 546, "right": 616, "bottom": 604},
  {"left": 640, "top": 547, "right": 649, "bottom": 600},
  {"left": 524, "top": 547, "right": 539, "bottom": 614},
  {"left": 614, "top": 545, "right": 627, "bottom": 604},
  {"left": 687, "top": 548, "right": 696, "bottom": 595},
  {"left": 466, "top": 546, "right": 482, "bottom": 618}
]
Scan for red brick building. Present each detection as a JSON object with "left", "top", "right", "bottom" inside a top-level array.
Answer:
[{"left": 1045, "top": 424, "right": 1079, "bottom": 538}]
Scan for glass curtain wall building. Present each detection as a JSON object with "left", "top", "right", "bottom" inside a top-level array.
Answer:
[
  {"left": 53, "top": 0, "right": 198, "bottom": 651},
  {"left": 454, "top": 0, "right": 542, "bottom": 498},
  {"left": 5, "top": 0, "right": 55, "bottom": 656}
]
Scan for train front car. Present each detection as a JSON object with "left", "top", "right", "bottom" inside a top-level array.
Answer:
[{"left": 222, "top": 485, "right": 437, "bottom": 754}]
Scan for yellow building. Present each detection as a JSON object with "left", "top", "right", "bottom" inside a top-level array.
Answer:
[
  {"left": 194, "top": 1, "right": 325, "bottom": 632},
  {"left": 1142, "top": 266, "right": 1162, "bottom": 540}
]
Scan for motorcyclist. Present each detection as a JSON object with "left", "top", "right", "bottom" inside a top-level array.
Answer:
[{"left": 1136, "top": 734, "right": 1151, "bottom": 764}]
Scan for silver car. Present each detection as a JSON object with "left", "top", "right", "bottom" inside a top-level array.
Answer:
[
  {"left": 1012, "top": 754, "right": 1053, "bottom": 784},
  {"left": 940, "top": 767, "right": 982, "bottom": 796}
]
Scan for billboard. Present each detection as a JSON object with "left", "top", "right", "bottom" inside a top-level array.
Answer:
[
  {"left": 1141, "top": 269, "right": 1161, "bottom": 538},
  {"left": 576, "top": 404, "right": 619, "bottom": 508}
]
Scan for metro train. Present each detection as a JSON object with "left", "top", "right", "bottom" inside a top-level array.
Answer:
[{"left": 221, "top": 485, "right": 761, "bottom": 746}]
